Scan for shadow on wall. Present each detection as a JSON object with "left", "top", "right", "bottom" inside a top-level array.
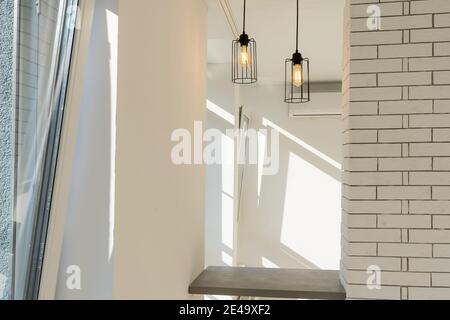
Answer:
[
  {"left": 206, "top": 68, "right": 342, "bottom": 272},
  {"left": 238, "top": 84, "right": 342, "bottom": 271},
  {"left": 55, "top": 0, "right": 118, "bottom": 299}
]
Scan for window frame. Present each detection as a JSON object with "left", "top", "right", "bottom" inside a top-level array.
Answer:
[{"left": 35, "top": 0, "right": 95, "bottom": 300}]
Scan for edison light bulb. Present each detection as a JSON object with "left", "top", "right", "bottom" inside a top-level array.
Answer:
[
  {"left": 293, "top": 63, "right": 303, "bottom": 87},
  {"left": 239, "top": 45, "right": 250, "bottom": 66}
]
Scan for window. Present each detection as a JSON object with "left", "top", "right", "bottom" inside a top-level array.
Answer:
[{"left": 12, "top": 0, "right": 78, "bottom": 300}]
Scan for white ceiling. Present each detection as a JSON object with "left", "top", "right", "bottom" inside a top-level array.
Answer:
[{"left": 207, "top": 0, "right": 346, "bottom": 83}]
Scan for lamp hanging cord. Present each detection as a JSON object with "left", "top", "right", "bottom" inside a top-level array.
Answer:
[
  {"left": 243, "top": 0, "right": 246, "bottom": 33},
  {"left": 296, "top": 0, "right": 299, "bottom": 52}
]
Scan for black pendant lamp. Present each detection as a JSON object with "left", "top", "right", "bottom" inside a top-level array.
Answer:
[
  {"left": 232, "top": 0, "right": 257, "bottom": 84},
  {"left": 285, "top": 0, "right": 310, "bottom": 103}
]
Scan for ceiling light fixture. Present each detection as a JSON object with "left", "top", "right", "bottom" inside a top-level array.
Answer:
[
  {"left": 232, "top": 0, "right": 257, "bottom": 84},
  {"left": 285, "top": 0, "right": 310, "bottom": 104}
]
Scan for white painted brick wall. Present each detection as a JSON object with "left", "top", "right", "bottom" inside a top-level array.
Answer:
[
  {"left": 435, "top": 43, "right": 450, "bottom": 56},
  {"left": 434, "top": 244, "right": 450, "bottom": 257},
  {"left": 342, "top": 0, "right": 450, "bottom": 300},
  {"left": 378, "top": 243, "right": 432, "bottom": 257}
]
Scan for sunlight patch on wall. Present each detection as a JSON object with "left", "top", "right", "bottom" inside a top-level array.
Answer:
[
  {"left": 106, "top": 8, "right": 118, "bottom": 262},
  {"left": 221, "top": 251, "right": 233, "bottom": 266},
  {"left": 221, "top": 133, "right": 234, "bottom": 252},
  {"left": 207, "top": 100, "right": 235, "bottom": 125},
  {"left": 262, "top": 257, "right": 279, "bottom": 269},
  {"left": 262, "top": 118, "right": 341, "bottom": 171},
  {"left": 221, "top": 192, "right": 234, "bottom": 250},
  {"left": 257, "top": 131, "right": 266, "bottom": 204},
  {"left": 280, "top": 152, "right": 341, "bottom": 270}
]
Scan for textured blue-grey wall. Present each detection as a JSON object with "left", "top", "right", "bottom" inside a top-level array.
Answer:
[{"left": 0, "top": 0, "right": 14, "bottom": 300}]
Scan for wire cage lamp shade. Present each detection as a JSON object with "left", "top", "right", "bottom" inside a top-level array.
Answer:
[
  {"left": 232, "top": 0, "right": 257, "bottom": 84},
  {"left": 285, "top": 55, "right": 310, "bottom": 103},
  {"left": 285, "top": 0, "right": 310, "bottom": 104},
  {"left": 232, "top": 35, "right": 257, "bottom": 84}
]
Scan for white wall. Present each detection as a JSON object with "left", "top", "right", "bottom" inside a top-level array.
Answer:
[
  {"left": 113, "top": 0, "right": 207, "bottom": 299},
  {"left": 56, "top": 0, "right": 118, "bottom": 299},
  {"left": 237, "top": 83, "right": 342, "bottom": 271},
  {"left": 205, "top": 62, "right": 342, "bottom": 272}
]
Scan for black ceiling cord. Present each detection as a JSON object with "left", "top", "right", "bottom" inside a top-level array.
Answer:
[
  {"left": 296, "top": 0, "right": 299, "bottom": 52},
  {"left": 292, "top": 0, "right": 302, "bottom": 69},
  {"left": 243, "top": 0, "right": 246, "bottom": 34},
  {"left": 232, "top": 0, "right": 257, "bottom": 84}
]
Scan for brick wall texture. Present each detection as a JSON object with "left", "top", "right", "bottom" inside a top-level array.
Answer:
[{"left": 342, "top": 0, "right": 450, "bottom": 300}]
